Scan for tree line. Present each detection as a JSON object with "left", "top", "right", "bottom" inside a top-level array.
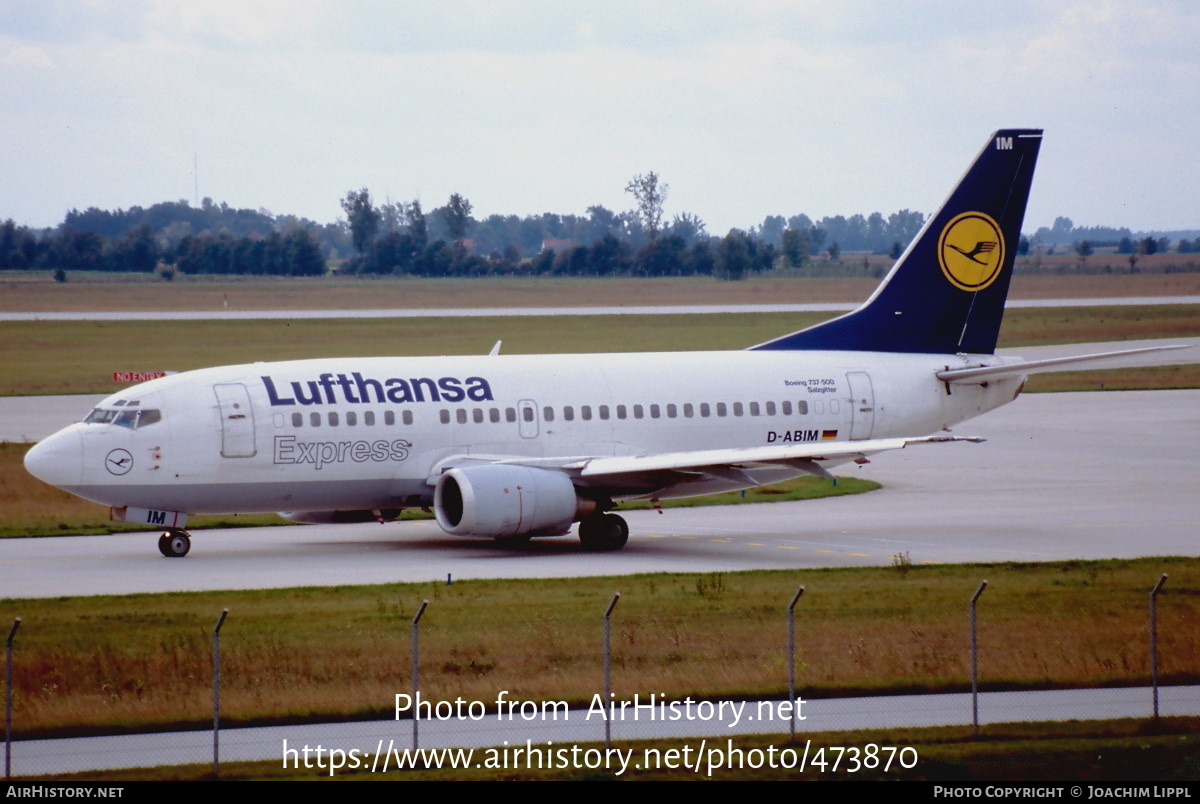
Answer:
[{"left": 3, "top": 180, "right": 1195, "bottom": 280}]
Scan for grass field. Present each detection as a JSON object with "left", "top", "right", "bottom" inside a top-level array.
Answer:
[
  {"left": 2, "top": 558, "right": 1194, "bottom": 740},
  {"left": 2, "top": 267, "right": 1199, "bottom": 312},
  {"left": 1, "top": 304, "right": 1197, "bottom": 396}
]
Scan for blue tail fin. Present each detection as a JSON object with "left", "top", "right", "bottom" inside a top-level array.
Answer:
[{"left": 752, "top": 129, "right": 1042, "bottom": 355}]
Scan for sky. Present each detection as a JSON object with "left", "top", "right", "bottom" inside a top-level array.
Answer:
[{"left": 2, "top": 0, "right": 1198, "bottom": 236}]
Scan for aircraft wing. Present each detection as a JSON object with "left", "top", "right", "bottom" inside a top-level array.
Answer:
[{"left": 554, "top": 435, "right": 982, "bottom": 494}]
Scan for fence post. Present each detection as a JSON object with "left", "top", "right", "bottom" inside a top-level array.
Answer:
[
  {"left": 787, "top": 586, "right": 805, "bottom": 741},
  {"left": 5, "top": 618, "right": 20, "bottom": 781},
  {"left": 212, "top": 609, "right": 228, "bottom": 777},
  {"left": 969, "top": 581, "right": 987, "bottom": 736},
  {"left": 603, "top": 593, "right": 620, "bottom": 749},
  {"left": 1149, "top": 573, "right": 1168, "bottom": 719},
  {"left": 411, "top": 600, "right": 429, "bottom": 751}
]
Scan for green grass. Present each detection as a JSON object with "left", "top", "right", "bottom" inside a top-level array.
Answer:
[{"left": 3, "top": 558, "right": 1195, "bottom": 740}]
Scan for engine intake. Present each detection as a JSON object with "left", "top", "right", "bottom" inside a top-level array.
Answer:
[{"left": 434, "top": 465, "right": 593, "bottom": 537}]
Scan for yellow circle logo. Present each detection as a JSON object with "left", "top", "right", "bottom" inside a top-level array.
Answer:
[{"left": 938, "top": 211, "right": 1005, "bottom": 292}]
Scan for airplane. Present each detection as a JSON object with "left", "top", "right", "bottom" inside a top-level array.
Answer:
[{"left": 23, "top": 129, "right": 1188, "bottom": 557}]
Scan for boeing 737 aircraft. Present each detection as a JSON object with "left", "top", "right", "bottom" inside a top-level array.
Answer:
[{"left": 23, "top": 129, "right": 1182, "bottom": 556}]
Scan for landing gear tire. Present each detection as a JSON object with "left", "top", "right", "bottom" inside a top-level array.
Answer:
[
  {"left": 158, "top": 529, "right": 191, "bottom": 558},
  {"left": 578, "top": 514, "right": 629, "bottom": 552}
]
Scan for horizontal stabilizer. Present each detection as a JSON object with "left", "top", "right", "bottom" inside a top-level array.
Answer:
[{"left": 937, "top": 344, "right": 1194, "bottom": 384}]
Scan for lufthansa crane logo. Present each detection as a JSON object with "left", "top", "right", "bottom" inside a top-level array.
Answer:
[
  {"left": 105, "top": 448, "right": 133, "bottom": 476},
  {"left": 938, "top": 211, "right": 1005, "bottom": 292}
]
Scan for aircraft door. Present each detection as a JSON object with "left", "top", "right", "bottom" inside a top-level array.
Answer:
[
  {"left": 846, "top": 371, "right": 876, "bottom": 441},
  {"left": 213, "top": 383, "right": 257, "bottom": 457},
  {"left": 517, "top": 399, "right": 539, "bottom": 439}
]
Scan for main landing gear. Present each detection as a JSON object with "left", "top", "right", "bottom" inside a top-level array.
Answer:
[
  {"left": 578, "top": 513, "right": 629, "bottom": 552},
  {"left": 158, "top": 529, "right": 191, "bottom": 558}
]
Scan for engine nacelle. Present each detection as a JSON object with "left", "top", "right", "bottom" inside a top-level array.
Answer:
[{"left": 434, "top": 465, "right": 592, "bottom": 537}]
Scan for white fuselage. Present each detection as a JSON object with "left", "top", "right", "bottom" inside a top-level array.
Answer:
[{"left": 30, "top": 349, "right": 1021, "bottom": 516}]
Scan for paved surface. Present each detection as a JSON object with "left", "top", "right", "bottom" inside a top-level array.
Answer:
[
  {"left": 2, "top": 296, "right": 1198, "bottom": 322},
  {"left": 3, "top": 389, "right": 1197, "bottom": 598},
  {"left": 12, "top": 686, "right": 1199, "bottom": 776}
]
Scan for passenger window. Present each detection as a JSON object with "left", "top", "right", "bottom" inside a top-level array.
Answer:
[
  {"left": 365, "top": 411, "right": 375, "bottom": 426},
  {"left": 346, "top": 411, "right": 357, "bottom": 426},
  {"left": 617, "top": 405, "right": 627, "bottom": 419},
  {"left": 328, "top": 412, "right": 339, "bottom": 426},
  {"left": 292, "top": 412, "right": 303, "bottom": 427},
  {"left": 506, "top": 407, "right": 517, "bottom": 423},
  {"left": 666, "top": 404, "right": 677, "bottom": 418},
  {"left": 563, "top": 406, "right": 575, "bottom": 421},
  {"left": 384, "top": 410, "right": 395, "bottom": 425},
  {"left": 581, "top": 405, "right": 592, "bottom": 421},
  {"left": 733, "top": 402, "right": 744, "bottom": 416},
  {"left": 700, "top": 403, "right": 711, "bottom": 418},
  {"left": 766, "top": 401, "right": 777, "bottom": 416},
  {"left": 797, "top": 400, "right": 809, "bottom": 415},
  {"left": 522, "top": 407, "right": 534, "bottom": 422},
  {"left": 749, "top": 402, "right": 760, "bottom": 416},
  {"left": 472, "top": 408, "right": 484, "bottom": 423},
  {"left": 599, "top": 405, "right": 610, "bottom": 420},
  {"left": 633, "top": 404, "right": 644, "bottom": 419},
  {"left": 716, "top": 402, "right": 727, "bottom": 417},
  {"left": 489, "top": 408, "right": 501, "bottom": 423},
  {"left": 402, "top": 410, "right": 412, "bottom": 425},
  {"left": 273, "top": 413, "right": 284, "bottom": 429},
  {"left": 683, "top": 403, "right": 694, "bottom": 418},
  {"left": 814, "top": 400, "right": 824, "bottom": 415},
  {"left": 456, "top": 409, "right": 468, "bottom": 424},
  {"left": 310, "top": 412, "right": 321, "bottom": 427},
  {"left": 650, "top": 404, "right": 661, "bottom": 419},
  {"left": 440, "top": 410, "right": 450, "bottom": 424},
  {"left": 830, "top": 400, "right": 840, "bottom": 414},
  {"left": 782, "top": 401, "right": 792, "bottom": 415},
  {"left": 543, "top": 406, "right": 555, "bottom": 422}
]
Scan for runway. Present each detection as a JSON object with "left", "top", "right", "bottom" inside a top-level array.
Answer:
[{"left": 3, "top": 389, "right": 1197, "bottom": 599}]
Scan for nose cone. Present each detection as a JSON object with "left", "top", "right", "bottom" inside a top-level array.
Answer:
[{"left": 24, "top": 428, "right": 84, "bottom": 491}]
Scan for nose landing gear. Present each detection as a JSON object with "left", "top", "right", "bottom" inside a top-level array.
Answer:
[{"left": 157, "top": 529, "right": 191, "bottom": 557}]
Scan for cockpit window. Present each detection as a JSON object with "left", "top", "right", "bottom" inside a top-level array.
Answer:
[{"left": 85, "top": 407, "right": 162, "bottom": 429}]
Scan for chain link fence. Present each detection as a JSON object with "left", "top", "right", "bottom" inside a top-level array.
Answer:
[{"left": 4, "top": 571, "right": 1198, "bottom": 778}]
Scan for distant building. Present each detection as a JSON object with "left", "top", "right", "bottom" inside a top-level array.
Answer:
[{"left": 541, "top": 238, "right": 575, "bottom": 252}]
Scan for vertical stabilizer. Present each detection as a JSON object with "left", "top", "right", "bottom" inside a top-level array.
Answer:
[{"left": 752, "top": 129, "right": 1042, "bottom": 355}]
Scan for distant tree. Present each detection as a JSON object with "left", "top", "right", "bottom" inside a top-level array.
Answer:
[
  {"left": 782, "top": 229, "right": 809, "bottom": 269},
  {"left": 625, "top": 171, "right": 669, "bottom": 241},
  {"left": 407, "top": 200, "right": 428, "bottom": 249},
  {"left": 667, "top": 212, "right": 707, "bottom": 246},
  {"left": 714, "top": 230, "right": 752, "bottom": 281},
  {"left": 340, "top": 189, "right": 381, "bottom": 257},
  {"left": 1138, "top": 236, "right": 1158, "bottom": 256},
  {"left": 440, "top": 193, "right": 474, "bottom": 244},
  {"left": 1156, "top": 236, "right": 1171, "bottom": 254},
  {"left": 1178, "top": 238, "right": 1193, "bottom": 254},
  {"left": 889, "top": 241, "right": 903, "bottom": 260},
  {"left": 1116, "top": 235, "right": 1134, "bottom": 254},
  {"left": 1075, "top": 240, "right": 1093, "bottom": 257},
  {"left": 1017, "top": 236, "right": 1031, "bottom": 256},
  {"left": 827, "top": 242, "right": 841, "bottom": 262}
]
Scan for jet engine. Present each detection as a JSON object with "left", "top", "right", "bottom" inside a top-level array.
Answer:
[{"left": 434, "top": 464, "right": 595, "bottom": 537}]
